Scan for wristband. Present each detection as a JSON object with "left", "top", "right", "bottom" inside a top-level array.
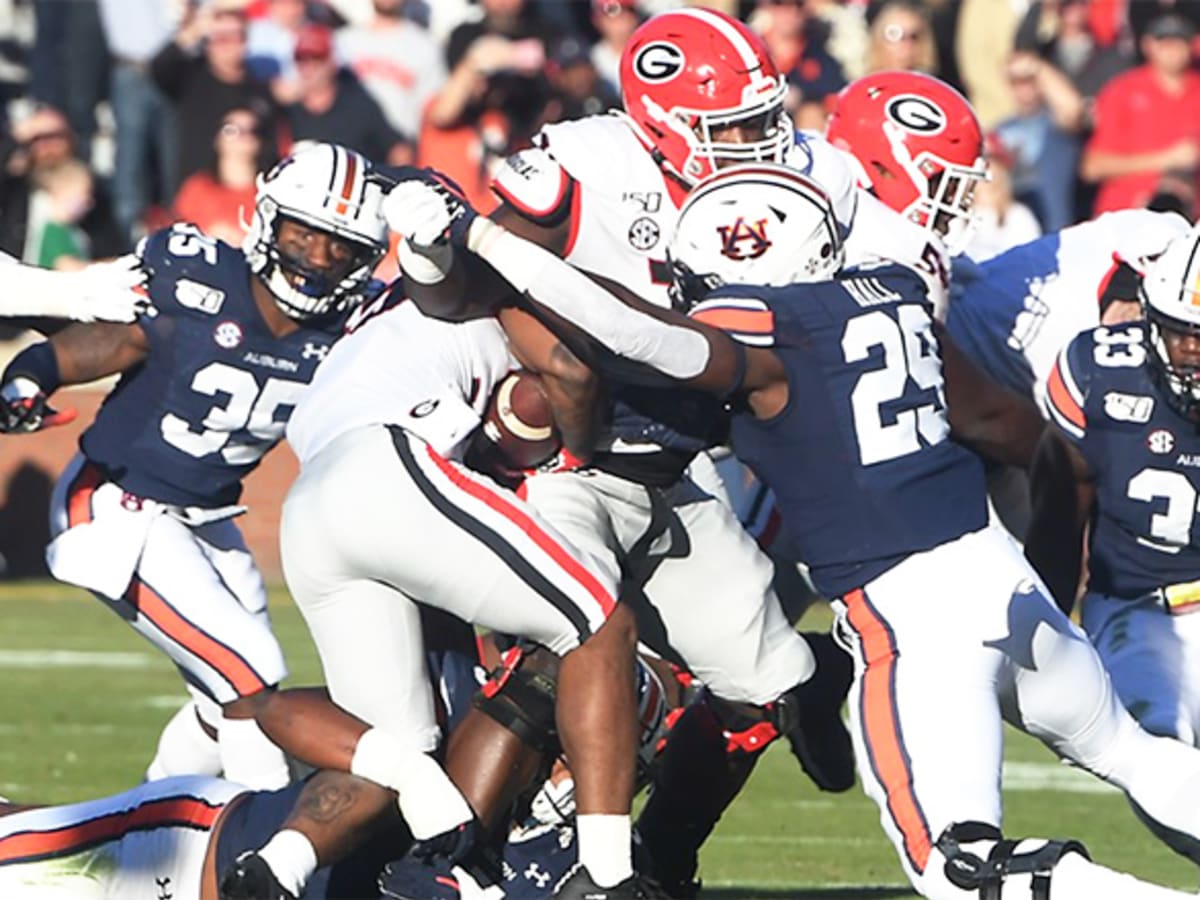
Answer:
[{"left": 3, "top": 341, "right": 61, "bottom": 394}]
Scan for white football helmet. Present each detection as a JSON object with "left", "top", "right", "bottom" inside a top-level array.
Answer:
[
  {"left": 1141, "top": 224, "right": 1200, "bottom": 418},
  {"left": 243, "top": 142, "right": 387, "bottom": 320},
  {"left": 668, "top": 162, "right": 845, "bottom": 310}
]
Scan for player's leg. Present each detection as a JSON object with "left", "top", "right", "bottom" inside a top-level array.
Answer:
[
  {"left": 133, "top": 515, "right": 291, "bottom": 790},
  {"left": 0, "top": 775, "right": 243, "bottom": 900},
  {"left": 47, "top": 456, "right": 290, "bottom": 789},
  {"left": 145, "top": 688, "right": 222, "bottom": 781},
  {"left": 1003, "top": 574, "right": 1200, "bottom": 863},
  {"left": 625, "top": 480, "right": 850, "bottom": 893},
  {"left": 368, "top": 428, "right": 642, "bottom": 893},
  {"left": 839, "top": 526, "right": 1194, "bottom": 900},
  {"left": 1080, "top": 591, "right": 1194, "bottom": 742}
]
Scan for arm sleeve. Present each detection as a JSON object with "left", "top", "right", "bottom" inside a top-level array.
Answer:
[{"left": 466, "top": 219, "right": 714, "bottom": 381}]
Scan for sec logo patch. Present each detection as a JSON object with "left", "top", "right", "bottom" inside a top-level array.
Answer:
[
  {"left": 214, "top": 320, "right": 244, "bottom": 349},
  {"left": 628, "top": 216, "right": 660, "bottom": 251},
  {"left": 1147, "top": 429, "right": 1175, "bottom": 455}
]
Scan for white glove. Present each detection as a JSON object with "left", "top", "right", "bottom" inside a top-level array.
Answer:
[
  {"left": 55, "top": 255, "right": 149, "bottom": 323},
  {"left": 382, "top": 180, "right": 453, "bottom": 248}
]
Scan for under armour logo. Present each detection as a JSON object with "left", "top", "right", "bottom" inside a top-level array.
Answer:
[
  {"left": 121, "top": 492, "right": 144, "bottom": 512},
  {"left": 717, "top": 217, "right": 771, "bottom": 260},
  {"left": 302, "top": 342, "right": 329, "bottom": 361},
  {"left": 525, "top": 862, "right": 551, "bottom": 888},
  {"left": 156, "top": 876, "right": 173, "bottom": 900}
]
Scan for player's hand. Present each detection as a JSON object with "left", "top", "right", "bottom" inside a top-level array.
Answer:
[
  {"left": 381, "top": 171, "right": 478, "bottom": 248},
  {"left": 60, "top": 254, "right": 150, "bottom": 323},
  {"left": 0, "top": 376, "right": 74, "bottom": 433}
]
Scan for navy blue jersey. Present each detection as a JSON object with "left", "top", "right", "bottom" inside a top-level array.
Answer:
[
  {"left": 81, "top": 224, "right": 345, "bottom": 508},
  {"left": 694, "top": 265, "right": 989, "bottom": 597},
  {"left": 1046, "top": 322, "right": 1200, "bottom": 598}
]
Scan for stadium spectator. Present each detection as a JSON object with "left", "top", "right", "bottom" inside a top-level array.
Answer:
[
  {"left": 864, "top": 0, "right": 938, "bottom": 76},
  {"left": 806, "top": 0, "right": 870, "bottom": 81},
  {"left": 954, "top": 0, "right": 1022, "bottom": 128},
  {"left": 751, "top": 0, "right": 846, "bottom": 131},
  {"left": 1014, "top": 0, "right": 1133, "bottom": 103},
  {"left": 246, "top": 0, "right": 309, "bottom": 90},
  {"left": 590, "top": 0, "right": 642, "bottom": 98},
  {"left": 992, "top": 49, "right": 1084, "bottom": 231},
  {"left": 542, "top": 34, "right": 619, "bottom": 124},
  {"left": 173, "top": 106, "right": 268, "bottom": 247},
  {"left": 442, "top": 0, "right": 556, "bottom": 148},
  {"left": 965, "top": 136, "right": 1042, "bottom": 261},
  {"left": 0, "top": 107, "right": 125, "bottom": 263},
  {"left": 98, "top": 0, "right": 179, "bottom": 243},
  {"left": 28, "top": 0, "right": 106, "bottom": 162},
  {"left": 22, "top": 158, "right": 95, "bottom": 270},
  {"left": 334, "top": 0, "right": 446, "bottom": 142},
  {"left": 150, "top": 2, "right": 278, "bottom": 186},
  {"left": 417, "top": 20, "right": 551, "bottom": 210},
  {"left": 282, "top": 23, "right": 410, "bottom": 164},
  {"left": 1081, "top": 11, "right": 1200, "bottom": 218}
]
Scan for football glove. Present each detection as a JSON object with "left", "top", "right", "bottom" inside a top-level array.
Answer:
[
  {"left": 0, "top": 376, "right": 74, "bottom": 433},
  {"left": 57, "top": 254, "right": 150, "bottom": 323},
  {"left": 380, "top": 170, "right": 477, "bottom": 248}
]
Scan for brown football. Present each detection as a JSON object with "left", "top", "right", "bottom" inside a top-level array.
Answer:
[{"left": 481, "top": 371, "right": 562, "bottom": 470}]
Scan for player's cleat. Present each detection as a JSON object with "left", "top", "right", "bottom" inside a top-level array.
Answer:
[
  {"left": 553, "top": 863, "right": 669, "bottom": 899},
  {"left": 787, "top": 631, "right": 856, "bottom": 793},
  {"left": 377, "top": 854, "right": 463, "bottom": 900},
  {"left": 219, "top": 851, "right": 298, "bottom": 900}
]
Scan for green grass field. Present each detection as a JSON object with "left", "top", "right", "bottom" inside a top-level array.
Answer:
[{"left": 1, "top": 581, "right": 1196, "bottom": 898}]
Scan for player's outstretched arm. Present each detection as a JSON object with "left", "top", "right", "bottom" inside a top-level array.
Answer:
[
  {"left": 939, "top": 323, "right": 1045, "bottom": 467},
  {"left": 0, "top": 254, "right": 147, "bottom": 323},
  {"left": 1026, "top": 426, "right": 1094, "bottom": 615},
  {"left": 0, "top": 322, "right": 149, "bottom": 433}
]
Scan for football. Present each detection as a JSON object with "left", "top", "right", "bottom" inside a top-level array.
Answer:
[{"left": 480, "top": 370, "right": 562, "bottom": 470}]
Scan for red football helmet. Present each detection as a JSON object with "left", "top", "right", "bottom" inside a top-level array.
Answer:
[
  {"left": 619, "top": 8, "right": 792, "bottom": 186},
  {"left": 825, "top": 71, "right": 986, "bottom": 248}
]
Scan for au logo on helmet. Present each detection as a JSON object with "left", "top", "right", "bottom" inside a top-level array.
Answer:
[
  {"left": 718, "top": 217, "right": 771, "bottom": 260},
  {"left": 885, "top": 94, "right": 947, "bottom": 135},
  {"left": 633, "top": 41, "right": 684, "bottom": 82}
]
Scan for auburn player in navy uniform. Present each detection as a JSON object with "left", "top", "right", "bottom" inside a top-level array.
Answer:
[
  {"left": 0, "top": 142, "right": 389, "bottom": 793},
  {"left": 1030, "top": 226, "right": 1200, "bottom": 784},
  {"left": 391, "top": 163, "right": 1200, "bottom": 899}
]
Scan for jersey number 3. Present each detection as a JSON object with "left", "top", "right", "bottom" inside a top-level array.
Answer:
[
  {"left": 842, "top": 305, "right": 949, "bottom": 466},
  {"left": 162, "top": 362, "right": 306, "bottom": 464}
]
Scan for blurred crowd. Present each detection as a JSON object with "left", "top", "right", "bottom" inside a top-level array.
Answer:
[{"left": 0, "top": 0, "right": 1198, "bottom": 270}]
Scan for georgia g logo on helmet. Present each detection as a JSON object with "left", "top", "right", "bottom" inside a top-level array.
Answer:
[
  {"left": 884, "top": 94, "right": 947, "bottom": 135},
  {"left": 718, "top": 217, "right": 772, "bottom": 261},
  {"left": 633, "top": 41, "right": 684, "bottom": 83}
]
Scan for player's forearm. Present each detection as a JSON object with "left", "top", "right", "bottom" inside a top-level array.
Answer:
[
  {"left": 1025, "top": 429, "right": 1091, "bottom": 614},
  {"left": 50, "top": 322, "right": 148, "bottom": 386},
  {"left": 466, "top": 217, "right": 729, "bottom": 387}
]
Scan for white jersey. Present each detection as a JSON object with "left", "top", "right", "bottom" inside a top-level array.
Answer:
[
  {"left": 288, "top": 298, "right": 516, "bottom": 465},
  {"left": 0, "top": 775, "right": 243, "bottom": 900},
  {"left": 492, "top": 114, "right": 948, "bottom": 313},
  {"left": 945, "top": 209, "right": 1190, "bottom": 409}
]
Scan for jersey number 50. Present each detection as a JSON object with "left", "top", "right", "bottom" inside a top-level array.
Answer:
[
  {"left": 162, "top": 362, "right": 306, "bottom": 464},
  {"left": 842, "top": 305, "right": 949, "bottom": 466}
]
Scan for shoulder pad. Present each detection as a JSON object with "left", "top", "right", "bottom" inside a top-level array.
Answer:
[
  {"left": 491, "top": 146, "right": 574, "bottom": 226},
  {"left": 689, "top": 294, "right": 775, "bottom": 347},
  {"left": 140, "top": 224, "right": 242, "bottom": 319}
]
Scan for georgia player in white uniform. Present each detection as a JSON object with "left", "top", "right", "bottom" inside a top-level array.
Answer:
[{"left": 282, "top": 283, "right": 654, "bottom": 896}]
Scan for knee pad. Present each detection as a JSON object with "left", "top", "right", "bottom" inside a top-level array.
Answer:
[
  {"left": 472, "top": 644, "right": 559, "bottom": 754},
  {"left": 935, "top": 821, "right": 1089, "bottom": 899}
]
